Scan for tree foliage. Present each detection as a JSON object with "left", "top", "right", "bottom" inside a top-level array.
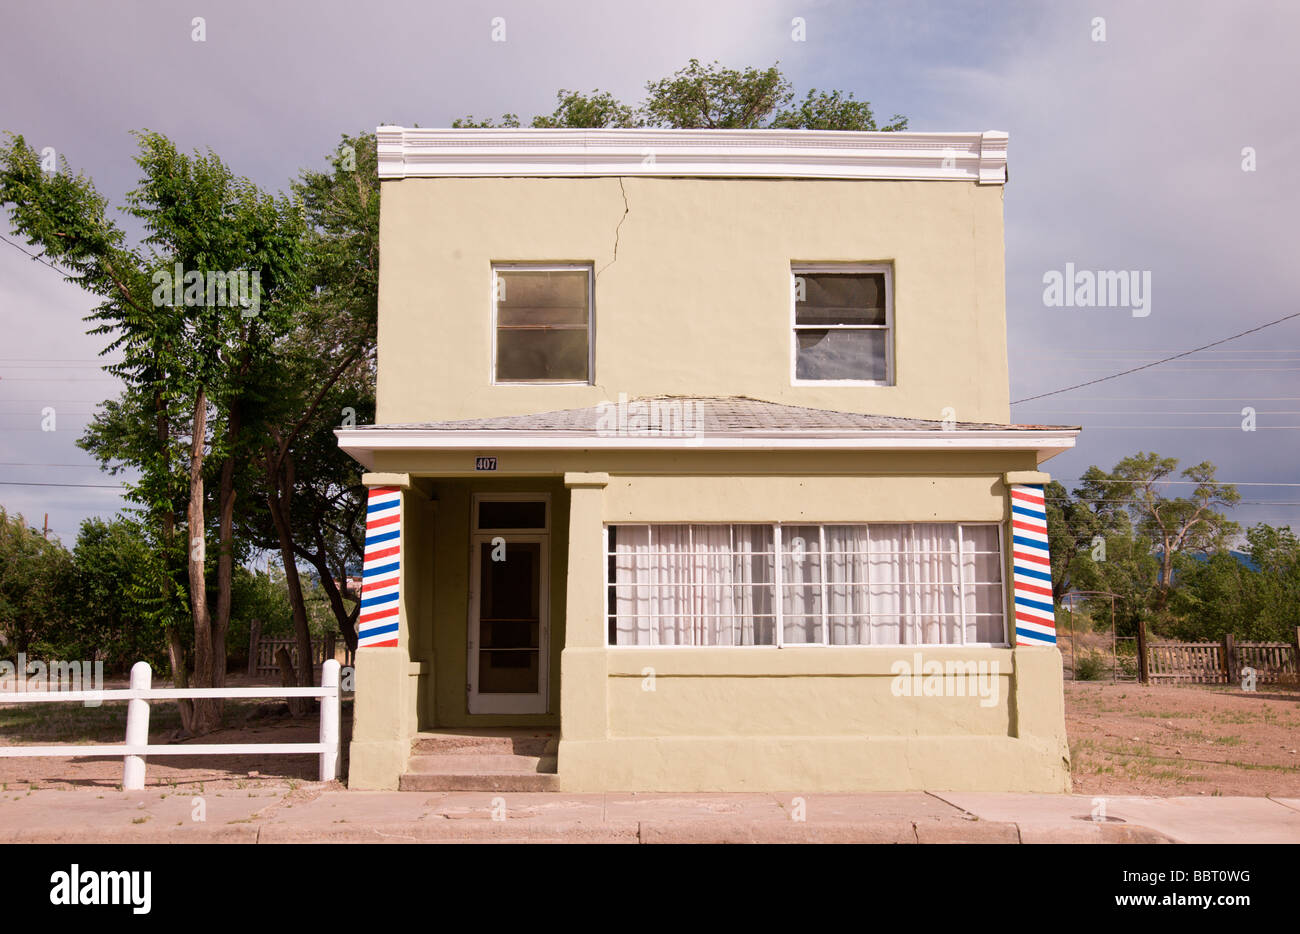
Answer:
[
  {"left": 453, "top": 59, "right": 908, "bottom": 131},
  {"left": 0, "top": 509, "right": 73, "bottom": 657},
  {"left": 1046, "top": 452, "right": 1295, "bottom": 642},
  {"left": 0, "top": 132, "right": 305, "bottom": 733}
]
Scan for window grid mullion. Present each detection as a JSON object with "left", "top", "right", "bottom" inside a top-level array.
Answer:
[
  {"left": 774, "top": 524, "right": 784, "bottom": 649},
  {"left": 730, "top": 524, "right": 737, "bottom": 647},
  {"left": 864, "top": 524, "right": 872, "bottom": 646},
  {"left": 957, "top": 524, "right": 968, "bottom": 647},
  {"left": 650, "top": 524, "right": 659, "bottom": 647},
  {"left": 688, "top": 524, "right": 696, "bottom": 646},
  {"left": 818, "top": 525, "right": 829, "bottom": 646}
]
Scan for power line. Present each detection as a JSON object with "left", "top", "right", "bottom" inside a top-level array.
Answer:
[
  {"left": 1052, "top": 366, "right": 1300, "bottom": 372},
  {"left": 0, "top": 232, "right": 70, "bottom": 275},
  {"left": 1060, "top": 372, "right": 1300, "bottom": 374},
  {"left": 1035, "top": 348, "right": 1300, "bottom": 354},
  {"left": 0, "top": 480, "right": 126, "bottom": 489},
  {"left": 1054, "top": 479, "right": 1300, "bottom": 487},
  {"left": 1027, "top": 397, "right": 1300, "bottom": 401},
  {"left": 1024, "top": 416, "right": 1300, "bottom": 418},
  {"left": 1066, "top": 429, "right": 1300, "bottom": 431},
  {"left": 1050, "top": 502, "right": 1300, "bottom": 507},
  {"left": 1011, "top": 309, "right": 1300, "bottom": 404}
]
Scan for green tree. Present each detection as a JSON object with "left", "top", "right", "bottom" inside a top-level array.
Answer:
[
  {"left": 1171, "top": 524, "right": 1300, "bottom": 642},
  {"left": 0, "top": 132, "right": 304, "bottom": 733},
  {"left": 1098, "top": 453, "right": 1239, "bottom": 610},
  {"left": 770, "top": 88, "right": 909, "bottom": 131},
  {"left": 531, "top": 90, "right": 638, "bottom": 128},
  {"left": 65, "top": 516, "right": 172, "bottom": 673},
  {"left": 453, "top": 59, "right": 907, "bottom": 131},
  {"left": 0, "top": 509, "right": 73, "bottom": 657},
  {"left": 641, "top": 60, "right": 792, "bottom": 128},
  {"left": 249, "top": 132, "right": 378, "bottom": 677}
]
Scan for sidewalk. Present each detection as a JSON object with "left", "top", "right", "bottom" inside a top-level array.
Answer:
[{"left": 3, "top": 785, "right": 1298, "bottom": 842}]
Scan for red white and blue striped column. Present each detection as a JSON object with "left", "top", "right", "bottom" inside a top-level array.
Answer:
[
  {"left": 1010, "top": 483, "right": 1056, "bottom": 646},
  {"left": 358, "top": 486, "right": 402, "bottom": 649}
]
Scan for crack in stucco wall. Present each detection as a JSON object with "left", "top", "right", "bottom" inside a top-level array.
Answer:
[{"left": 595, "top": 177, "right": 629, "bottom": 281}]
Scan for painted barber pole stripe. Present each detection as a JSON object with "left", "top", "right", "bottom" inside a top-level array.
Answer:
[
  {"left": 1009, "top": 483, "right": 1056, "bottom": 646},
  {"left": 358, "top": 487, "right": 402, "bottom": 648}
]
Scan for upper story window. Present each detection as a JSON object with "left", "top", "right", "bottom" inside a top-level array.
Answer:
[
  {"left": 791, "top": 264, "right": 892, "bottom": 385},
  {"left": 492, "top": 264, "right": 593, "bottom": 384}
]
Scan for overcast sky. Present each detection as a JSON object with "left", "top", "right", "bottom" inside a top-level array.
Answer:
[{"left": 1, "top": 0, "right": 1297, "bottom": 542}]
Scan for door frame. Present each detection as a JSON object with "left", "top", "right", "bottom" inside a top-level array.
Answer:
[{"left": 467, "top": 494, "right": 551, "bottom": 714}]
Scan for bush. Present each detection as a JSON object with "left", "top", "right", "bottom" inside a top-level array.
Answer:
[{"left": 1074, "top": 651, "right": 1106, "bottom": 681}]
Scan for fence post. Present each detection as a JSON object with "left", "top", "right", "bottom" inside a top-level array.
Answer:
[
  {"left": 1222, "top": 633, "right": 1235, "bottom": 685},
  {"left": 249, "top": 619, "right": 262, "bottom": 677},
  {"left": 122, "top": 661, "right": 151, "bottom": 791},
  {"left": 319, "top": 659, "right": 341, "bottom": 781},
  {"left": 1136, "top": 617, "right": 1150, "bottom": 684}
]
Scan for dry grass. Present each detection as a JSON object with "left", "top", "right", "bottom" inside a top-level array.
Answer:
[{"left": 1065, "top": 680, "right": 1300, "bottom": 796}]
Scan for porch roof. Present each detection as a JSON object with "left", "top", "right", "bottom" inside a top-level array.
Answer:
[{"left": 335, "top": 396, "right": 1079, "bottom": 468}]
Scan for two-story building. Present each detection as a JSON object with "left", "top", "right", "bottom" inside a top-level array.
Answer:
[{"left": 336, "top": 126, "right": 1078, "bottom": 792}]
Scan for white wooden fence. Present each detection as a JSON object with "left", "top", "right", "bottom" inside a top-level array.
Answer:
[{"left": 0, "top": 660, "right": 341, "bottom": 790}]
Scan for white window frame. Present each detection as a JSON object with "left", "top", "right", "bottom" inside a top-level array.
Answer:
[
  {"left": 467, "top": 493, "right": 553, "bottom": 714},
  {"left": 491, "top": 263, "right": 594, "bottom": 386},
  {"left": 604, "top": 521, "right": 1008, "bottom": 648},
  {"left": 790, "top": 263, "right": 894, "bottom": 387},
  {"left": 471, "top": 491, "right": 551, "bottom": 533}
]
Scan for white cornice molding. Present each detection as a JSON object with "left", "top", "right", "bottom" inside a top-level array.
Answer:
[{"left": 375, "top": 127, "right": 1009, "bottom": 184}]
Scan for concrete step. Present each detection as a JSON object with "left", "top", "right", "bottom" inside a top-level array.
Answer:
[
  {"left": 407, "top": 753, "right": 547, "bottom": 774},
  {"left": 411, "top": 730, "right": 555, "bottom": 757},
  {"left": 399, "top": 772, "right": 561, "bottom": 792}
]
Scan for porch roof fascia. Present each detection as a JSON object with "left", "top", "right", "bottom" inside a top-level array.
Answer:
[{"left": 335, "top": 426, "right": 1079, "bottom": 469}]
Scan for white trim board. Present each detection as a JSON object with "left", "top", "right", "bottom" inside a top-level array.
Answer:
[
  {"left": 335, "top": 427, "right": 1079, "bottom": 469},
  {"left": 376, "top": 127, "right": 1009, "bottom": 184}
]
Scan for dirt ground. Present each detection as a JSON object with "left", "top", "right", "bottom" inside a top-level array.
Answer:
[
  {"left": 1065, "top": 680, "right": 1300, "bottom": 796},
  {"left": 3, "top": 673, "right": 1298, "bottom": 796}
]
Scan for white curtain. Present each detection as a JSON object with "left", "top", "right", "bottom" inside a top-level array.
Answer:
[
  {"left": 827, "top": 525, "right": 871, "bottom": 644},
  {"left": 782, "top": 525, "right": 822, "bottom": 643},
  {"left": 612, "top": 525, "right": 653, "bottom": 645},
  {"left": 903, "top": 524, "right": 959, "bottom": 644},
  {"left": 613, "top": 523, "right": 996, "bottom": 646},
  {"left": 732, "top": 526, "right": 773, "bottom": 645},
  {"left": 862, "top": 524, "right": 948, "bottom": 644},
  {"left": 960, "top": 525, "right": 1005, "bottom": 643},
  {"left": 613, "top": 524, "right": 775, "bottom": 645}
]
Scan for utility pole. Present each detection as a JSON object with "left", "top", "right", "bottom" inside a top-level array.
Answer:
[{"left": 42, "top": 513, "right": 49, "bottom": 540}]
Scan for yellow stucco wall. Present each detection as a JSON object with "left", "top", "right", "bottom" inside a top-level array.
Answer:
[
  {"left": 346, "top": 170, "right": 1072, "bottom": 793},
  {"left": 374, "top": 176, "right": 1009, "bottom": 425}
]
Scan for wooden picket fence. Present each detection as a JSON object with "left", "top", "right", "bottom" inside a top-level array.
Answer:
[
  {"left": 1146, "top": 642, "right": 1224, "bottom": 683},
  {"left": 1147, "top": 633, "right": 1299, "bottom": 685},
  {"left": 248, "top": 622, "right": 353, "bottom": 678}
]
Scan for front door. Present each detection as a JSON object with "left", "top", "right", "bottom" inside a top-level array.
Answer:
[{"left": 468, "top": 496, "right": 550, "bottom": 714}]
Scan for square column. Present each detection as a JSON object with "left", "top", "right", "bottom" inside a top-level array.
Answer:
[
  {"left": 1005, "top": 471, "right": 1055, "bottom": 647},
  {"left": 559, "top": 473, "right": 609, "bottom": 746},
  {"left": 349, "top": 472, "right": 419, "bottom": 789}
]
